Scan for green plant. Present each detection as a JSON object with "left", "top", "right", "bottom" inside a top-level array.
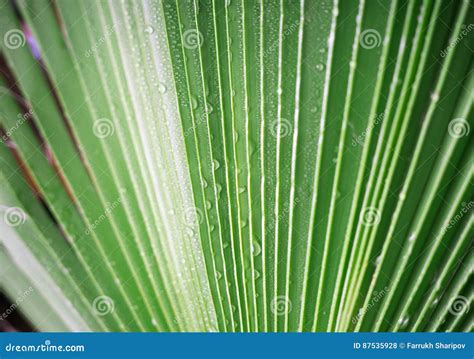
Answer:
[{"left": 0, "top": 0, "right": 472, "bottom": 332}]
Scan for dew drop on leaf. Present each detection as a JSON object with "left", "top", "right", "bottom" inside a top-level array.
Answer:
[
  {"left": 144, "top": 25, "right": 155, "bottom": 34},
  {"left": 158, "top": 83, "right": 167, "bottom": 93},
  {"left": 191, "top": 96, "right": 198, "bottom": 109},
  {"left": 374, "top": 255, "right": 382, "bottom": 266},
  {"left": 397, "top": 315, "right": 410, "bottom": 329},
  {"left": 252, "top": 240, "right": 261, "bottom": 256}
]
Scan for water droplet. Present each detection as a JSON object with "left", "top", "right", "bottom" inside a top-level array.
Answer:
[
  {"left": 397, "top": 315, "right": 410, "bottom": 328},
  {"left": 431, "top": 92, "right": 439, "bottom": 102},
  {"left": 251, "top": 240, "right": 261, "bottom": 256},
  {"left": 145, "top": 25, "right": 155, "bottom": 34},
  {"left": 191, "top": 96, "right": 198, "bottom": 110},
  {"left": 206, "top": 102, "right": 214, "bottom": 114},
  {"left": 186, "top": 227, "right": 194, "bottom": 237},
  {"left": 254, "top": 270, "right": 261, "bottom": 279},
  {"left": 216, "top": 271, "right": 222, "bottom": 280},
  {"left": 238, "top": 186, "right": 246, "bottom": 194},
  {"left": 374, "top": 255, "right": 382, "bottom": 266},
  {"left": 158, "top": 83, "right": 167, "bottom": 93},
  {"left": 316, "top": 63, "right": 325, "bottom": 71},
  {"left": 213, "top": 159, "right": 220, "bottom": 170}
]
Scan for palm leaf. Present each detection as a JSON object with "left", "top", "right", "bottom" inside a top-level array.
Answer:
[{"left": 0, "top": 0, "right": 472, "bottom": 332}]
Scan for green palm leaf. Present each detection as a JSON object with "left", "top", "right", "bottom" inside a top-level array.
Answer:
[{"left": 0, "top": 0, "right": 472, "bottom": 332}]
